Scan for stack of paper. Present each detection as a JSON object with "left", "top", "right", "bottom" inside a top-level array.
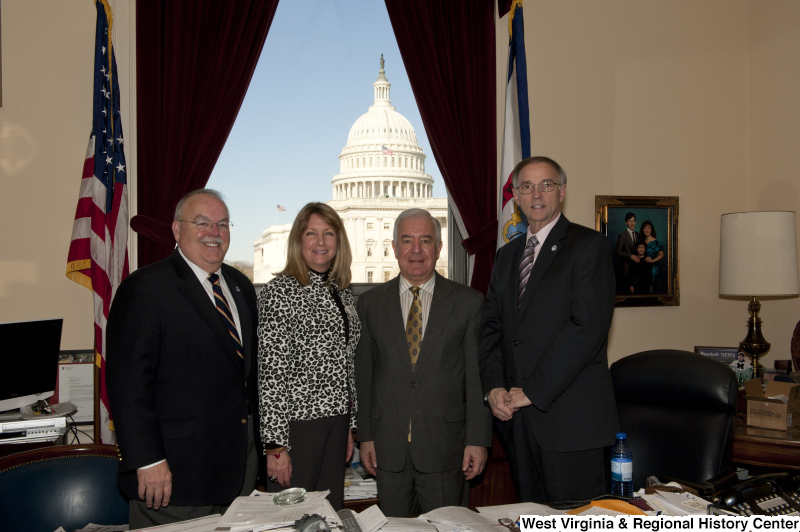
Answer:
[
  {"left": 215, "top": 490, "right": 340, "bottom": 531},
  {"left": 345, "top": 461, "right": 378, "bottom": 500},
  {"left": 639, "top": 489, "right": 712, "bottom": 516},
  {"left": 420, "top": 506, "right": 499, "bottom": 532}
]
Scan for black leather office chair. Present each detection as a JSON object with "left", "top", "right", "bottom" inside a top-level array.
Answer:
[
  {"left": 0, "top": 444, "right": 128, "bottom": 532},
  {"left": 610, "top": 349, "right": 739, "bottom": 491}
]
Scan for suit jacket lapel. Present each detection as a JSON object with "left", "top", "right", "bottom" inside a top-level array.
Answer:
[
  {"left": 171, "top": 251, "right": 241, "bottom": 362},
  {"left": 223, "top": 267, "right": 252, "bottom": 372},
  {"left": 517, "top": 215, "right": 569, "bottom": 319},
  {"left": 414, "top": 273, "right": 451, "bottom": 373},
  {"left": 378, "top": 278, "right": 412, "bottom": 371}
]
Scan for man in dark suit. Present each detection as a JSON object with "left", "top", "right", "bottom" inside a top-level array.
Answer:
[
  {"left": 615, "top": 212, "right": 642, "bottom": 293},
  {"left": 107, "top": 189, "right": 260, "bottom": 529},
  {"left": 355, "top": 208, "right": 491, "bottom": 517},
  {"left": 480, "top": 156, "right": 618, "bottom": 503}
]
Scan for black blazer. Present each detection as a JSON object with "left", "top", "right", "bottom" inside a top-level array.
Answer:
[
  {"left": 107, "top": 250, "right": 259, "bottom": 506},
  {"left": 479, "top": 215, "right": 619, "bottom": 451}
]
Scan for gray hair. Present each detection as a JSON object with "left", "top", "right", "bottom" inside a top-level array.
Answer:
[
  {"left": 393, "top": 208, "right": 442, "bottom": 247},
  {"left": 511, "top": 156, "right": 567, "bottom": 188},
  {"left": 174, "top": 189, "right": 227, "bottom": 220}
]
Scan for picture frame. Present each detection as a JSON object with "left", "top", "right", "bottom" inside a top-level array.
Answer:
[
  {"left": 695, "top": 346, "right": 752, "bottom": 386},
  {"left": 694, "top": 346, "right": 739, "bottom": 365},
  {"left": 55, "top": 349, "right": 94, "bottom": 425},
  {"left": 595, "top": 195, "right": 679, "bottom": 307}
]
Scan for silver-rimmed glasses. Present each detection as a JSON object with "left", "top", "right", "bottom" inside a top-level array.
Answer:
[
  {"left": 515, "top": 181, "right": 561, "bottom": 195},
  {"left": 176, "top": 219, "right": 233, "bottom": 232}
]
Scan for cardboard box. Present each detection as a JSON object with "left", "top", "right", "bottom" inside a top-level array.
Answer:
[{"left": 744, "top": 379, "right": 800, "bottom": 430}]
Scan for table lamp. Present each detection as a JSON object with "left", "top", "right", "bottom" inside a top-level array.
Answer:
[{"left": 719, "top": 211, "right": 800, "bottom": 377}]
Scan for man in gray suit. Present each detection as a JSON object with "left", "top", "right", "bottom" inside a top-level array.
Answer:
[{"left": 355, "top": 208, "right": 491, "bottom": 517}]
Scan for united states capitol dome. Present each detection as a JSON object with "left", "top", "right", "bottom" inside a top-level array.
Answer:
[
  {"left": 255, "top": 55, "right": 447, "bottom": 285},
  {"left": 332, "top": 55, "right": 433, "bottom": 201}
]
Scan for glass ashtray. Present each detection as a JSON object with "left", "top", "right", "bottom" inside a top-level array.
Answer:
[{"left": 273, "top": 487, "right": 308, "bottom": 505}]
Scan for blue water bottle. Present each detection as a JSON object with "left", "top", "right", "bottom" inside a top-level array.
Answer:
[{"left": 610, "top": 432, "right": 633, "bottom": 497}]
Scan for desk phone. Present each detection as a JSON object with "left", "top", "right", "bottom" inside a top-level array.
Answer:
[{"left": 718, "top": 473, "right": 800, "bottom": 516}]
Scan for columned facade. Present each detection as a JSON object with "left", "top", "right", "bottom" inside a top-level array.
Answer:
[{"left": 254, "top": 57, "right": 448, "bottom": 284}]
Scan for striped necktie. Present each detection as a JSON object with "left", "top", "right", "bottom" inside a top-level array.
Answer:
[
  {"left": 208, "top": 273, "right": 243, "bottom": 359},
  {"left": 518, "top": 235, "right": 539, "bottom": 307}
]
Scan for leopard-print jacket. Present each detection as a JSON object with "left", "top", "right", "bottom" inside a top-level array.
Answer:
[{"left": 256, "top": 271, "right": 360, "bottom": 450}]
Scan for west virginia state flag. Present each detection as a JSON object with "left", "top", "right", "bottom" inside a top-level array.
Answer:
[{"left": 498, "top": 0, "right": 530, "bottom": 246}]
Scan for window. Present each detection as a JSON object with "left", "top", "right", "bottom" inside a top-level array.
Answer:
[
  {"left": 366, "top": 271, "right": 373, "bottom": 283},
  {"left": 384, "top": 270, "right": 391, "bottom": 282},
  {"left": 384, "top": 223, "right": 390, "bottom": 230},
  {"left": 367, "top": 223, "right": 373, "bottom": 229},
  {"left": 384, "top": 245, "right": 389, "bottom": 257}
]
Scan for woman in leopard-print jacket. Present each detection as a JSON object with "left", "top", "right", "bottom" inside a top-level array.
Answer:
[{"left": 256, "top": 203, "right": 360, "bottom": 510}]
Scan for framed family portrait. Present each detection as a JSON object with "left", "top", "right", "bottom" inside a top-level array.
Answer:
[{"left": 595, "top": 196, "right": 679, "bottom": 307}]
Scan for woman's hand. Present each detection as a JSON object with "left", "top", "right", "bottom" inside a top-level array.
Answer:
[
  {"left": 346, "top": 430, "right": 355, "bottom": 463},
  {"left": 267, "top": 451, "right": 293, "bottom": 489}
]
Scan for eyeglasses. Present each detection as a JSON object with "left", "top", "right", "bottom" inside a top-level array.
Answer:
[
  {"left": 177, "top": 219, "right": 233, "bottom": 232},
  {"left": 515, "top": 181, "right": 561, "bottom": 195}
]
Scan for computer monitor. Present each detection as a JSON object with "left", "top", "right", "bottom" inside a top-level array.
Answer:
[{"left": 0, "top": 318, "right": 63, "bottom": 413}]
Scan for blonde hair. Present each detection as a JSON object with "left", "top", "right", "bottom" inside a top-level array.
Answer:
[{"left": 280, "top": 203, "right": 352, "bottom": 287}]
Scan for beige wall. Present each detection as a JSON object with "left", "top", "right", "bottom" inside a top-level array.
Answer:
[
  {"left": 1, "top": 1, "right": 798, "bottom": 364},
  {"left": 0, "top": 0, "right": 134, "bottom": 349},
  {"left": 498, "top": 1, "right": 799, "bottom": 364}
]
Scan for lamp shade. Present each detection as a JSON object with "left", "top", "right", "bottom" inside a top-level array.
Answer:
[{"left": 719, "top": 211, "right": 800, "bottom": 297}]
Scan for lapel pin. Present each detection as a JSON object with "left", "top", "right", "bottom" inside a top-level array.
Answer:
[
  {"left": 551, "top": 245, "right": 558, "bottom": 252},
  {"left": 235, "top": 286, "right": 241, "bottom": 292}
]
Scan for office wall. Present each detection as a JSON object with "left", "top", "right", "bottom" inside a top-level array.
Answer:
[
  {"left": 498, "top": 1, "right": 800, "bottom": 364},
  {"left": 0, "top": 0, "right": 134, "bottom": 349},
  {"left": 2, "top": 1, "right": 798, "bottom": 363}
]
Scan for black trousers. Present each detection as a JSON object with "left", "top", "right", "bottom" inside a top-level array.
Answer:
[
  {"left": 507, "top": 412, "right": 608, "bottom": 504},
  {"left": 266, "top": 414, "right": 350, "bottom": 510}
]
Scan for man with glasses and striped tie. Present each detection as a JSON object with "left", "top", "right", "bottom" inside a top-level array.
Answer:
[
  {"left": 479, "top": 156, "right": 618, "bottom": 504},
  {"left": 107, "top": 189, "right": 260, "bottom": 529}
]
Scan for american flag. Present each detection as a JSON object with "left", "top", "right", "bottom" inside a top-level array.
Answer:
[
  {"left": 381, "top": 145, "right": 394, "bottom": 155},
  {"left": 66, "top": 0, "right": 129, "bottom": 444},
  {"left": 276, "top": 205, "right": 286, "bottom": 211}
]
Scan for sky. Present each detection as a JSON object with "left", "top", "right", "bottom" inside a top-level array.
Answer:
[{"left": 207, "top": 1, "right": 445, "bottom": 263}]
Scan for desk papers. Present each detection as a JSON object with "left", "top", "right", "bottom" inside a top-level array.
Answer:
[
  {"left": 215, "top": 491, "right": 338, "bottom": 531},
  {"left": 419, "top": 506, "right": 499, "bottom": 532},
  {"left": 638, "top": 490, "right": 711, "bottom": 516}
]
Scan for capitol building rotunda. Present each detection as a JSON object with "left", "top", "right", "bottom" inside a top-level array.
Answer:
[{"left": 253, "top": 58, "right": 448, "bottom": 284}]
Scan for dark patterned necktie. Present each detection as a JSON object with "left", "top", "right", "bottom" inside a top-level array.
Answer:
[
  {"left": 208, "top": 273, "right": 243, "bottom": 358},
  {"left": 406, "top": 286, "right": 422, "bottom": 370},
  {"left": 518, "top": 235, "right": 539, "bottom": 307}
]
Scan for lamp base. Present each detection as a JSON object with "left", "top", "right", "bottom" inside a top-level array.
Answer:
[{"left": 739, "top": 297, "right": 771, "bottom": 379}]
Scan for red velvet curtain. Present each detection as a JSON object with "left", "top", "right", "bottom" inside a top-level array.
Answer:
[
  {"left": 134, "top": 0, "right": 278, "bottom": 267},
  {"left": 384, "top": 0, "right": 497, "bottom": 294}
]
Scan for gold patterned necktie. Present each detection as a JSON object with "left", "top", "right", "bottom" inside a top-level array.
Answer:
[{"left": 406, "top": 286, "right": 423, "bottom": 371}]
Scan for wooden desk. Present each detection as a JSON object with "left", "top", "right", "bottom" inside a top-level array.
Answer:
[{"left": 733, "top": 422, "right": 800, "bottom": 470}]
